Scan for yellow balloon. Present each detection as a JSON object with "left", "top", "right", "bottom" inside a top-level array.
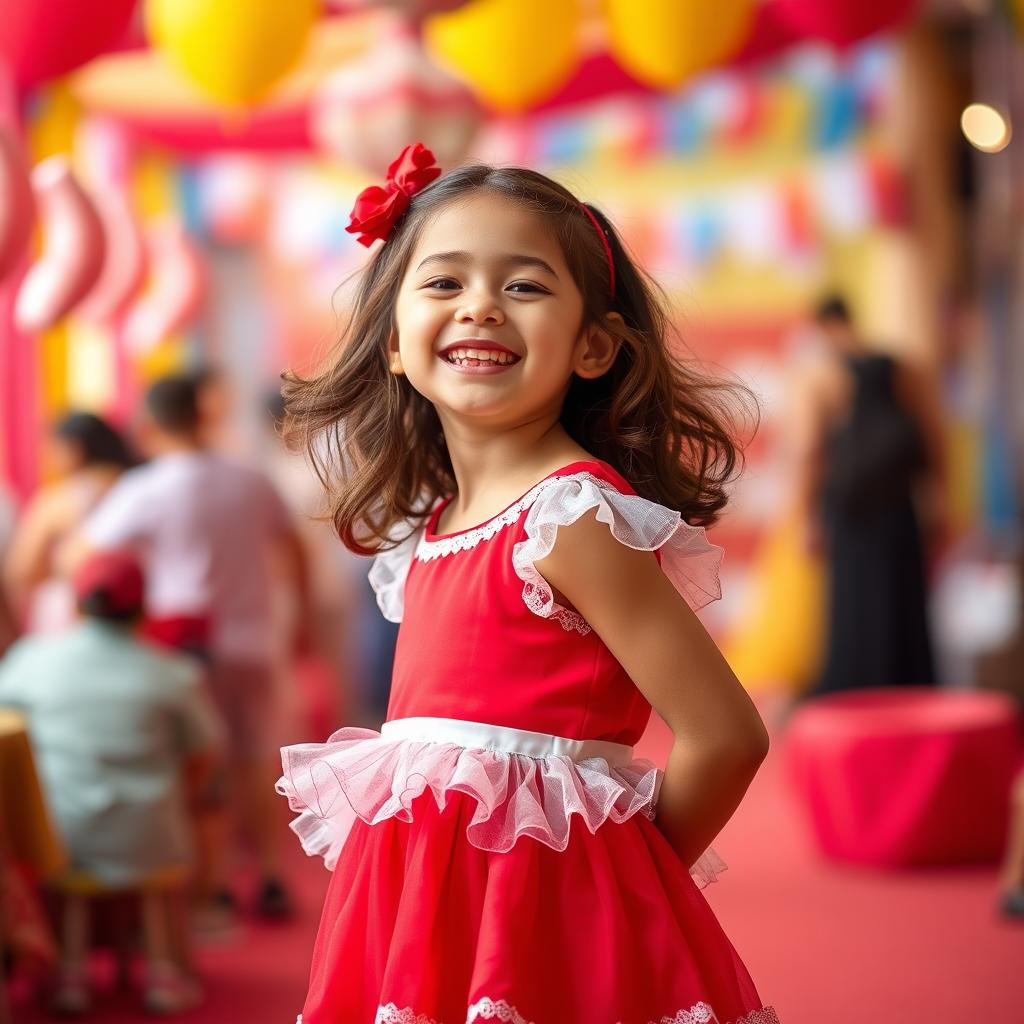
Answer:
[
  {"left": 425, "top": 0, "right": 580, "bottom": 114},
  {"left": 606, "top": 0, "right": 756, "bottom": 91},
  {"left": 146, "top": 0, "right": 317, "bottom": 107}
]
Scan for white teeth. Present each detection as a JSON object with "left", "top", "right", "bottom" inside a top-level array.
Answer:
[{"left": 444, "top": 348, "right": 517, "bottom": 365}]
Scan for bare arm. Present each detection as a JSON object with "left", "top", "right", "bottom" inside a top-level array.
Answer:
[
  {"left": 3, "top": 491, "right": 64, "bottom": 617},
  {"left": 537, "top": 512, "right": 770, "bottom": 866}
]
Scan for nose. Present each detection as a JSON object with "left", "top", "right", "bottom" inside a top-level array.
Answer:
[{"left": 455, "top": 294, "right": 504, "bottom": 326}]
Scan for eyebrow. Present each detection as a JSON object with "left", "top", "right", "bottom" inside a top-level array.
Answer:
[{"left": 415, "top": 250, "right": 559, "bottom": 278}]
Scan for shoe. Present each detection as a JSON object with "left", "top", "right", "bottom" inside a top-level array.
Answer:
[
  {"left": 255, "top": 877, "right": 293, "bottom": 920},
  {"left": 143, "top": 962, "right": 203, "bottom": 1015},
  {"left": 50, "top": 967, "right": 91, "bottom": 1017},
  {"left": 999, "top": 886, "right": 1024, "bottom": 920}
]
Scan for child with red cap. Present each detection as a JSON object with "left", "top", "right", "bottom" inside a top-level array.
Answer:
[{"left": 0, "top": 549, "right": 223, "bottom": 1014}]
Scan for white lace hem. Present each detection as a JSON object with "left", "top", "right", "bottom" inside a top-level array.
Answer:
[
  {"left": 414, "top": 473, "right": 604, "bottom": 561},
  {"left": 277, "top": 717, "right": 725, "bottom": 886},
  {"left": 294, "top": 1000, "right": 780, "bottom": 1023},
  {"left": 512, "top": 474, "right": 723, "bottom": 635}
]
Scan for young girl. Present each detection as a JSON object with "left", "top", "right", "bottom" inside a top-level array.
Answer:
[{"left": 278, "top": 143, "right": 777, "bottom": 1024}]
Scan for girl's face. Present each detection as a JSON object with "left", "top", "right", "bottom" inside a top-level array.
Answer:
[{"left": 393, "top": 192, "right": 614, "bottom": 429}]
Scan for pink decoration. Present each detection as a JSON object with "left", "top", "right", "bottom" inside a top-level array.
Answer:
[
  {"left": 74, "top": 189, "right": 147, "bottom": 324},
  {"left": 74, "top": 118, "right": 146, "bottom": 323},
  {"left": 14, "top": 158, "right": 105, "bottom": 334},
  {"left": 0, "top": 125, "right": 34, "bottom": 281},
  {"left": 122, "top": 220, "right": 205, "bottom": 353},
  {"left": 773, "top": 0, "right": 919, "bottom": 48},
  {"left": 0, "top": 0, "right": 138, "bottom": 87},
  {"left": 310, "top": 21, "right": 481, "bottom": 177}
]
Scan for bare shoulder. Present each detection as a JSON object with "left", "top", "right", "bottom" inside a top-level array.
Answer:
[{"left": 534, "top": 507, "right": 683, "bottom": 631}]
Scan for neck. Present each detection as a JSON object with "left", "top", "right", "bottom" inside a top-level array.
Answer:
[
  {"left": 151, "top": 433, "right": 203, "bottom": 456},
  {"left": 436, "top": 408, "right": 585, "bottom": 509}
]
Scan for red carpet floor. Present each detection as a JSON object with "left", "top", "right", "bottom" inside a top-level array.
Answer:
[{"left": 14, "top": 696, "right": 1024, "bottom": 1023}]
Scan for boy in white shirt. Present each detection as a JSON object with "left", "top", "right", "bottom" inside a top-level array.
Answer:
[{"left": 76, "top": 375, "right": 312, "bottom": 920}]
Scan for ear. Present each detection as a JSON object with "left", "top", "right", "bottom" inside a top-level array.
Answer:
[
  {"left": 573, "top": 312, "right": 624, "bottom": 379},
  {"left": 387, "top": 329, "right": 405, "bottom": 375}
]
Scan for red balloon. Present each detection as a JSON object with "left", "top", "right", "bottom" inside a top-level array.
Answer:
[
  {"left": 772, "top": 0, "right": 919, "bottom": 47},
  {"left": 0, "top": 124, "right": 34, "bottom": 280},
  {"left": 0, "top": 0, "right": 138, "bottom": 87}
]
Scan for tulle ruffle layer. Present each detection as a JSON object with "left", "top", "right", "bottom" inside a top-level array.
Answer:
[{"left": 277, "top": 727, "right": 726, "bottom": 887}]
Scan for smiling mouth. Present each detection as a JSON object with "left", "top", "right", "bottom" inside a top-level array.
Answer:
[{"left": 441, "top": 347, "right": 521, "bottom": 367}]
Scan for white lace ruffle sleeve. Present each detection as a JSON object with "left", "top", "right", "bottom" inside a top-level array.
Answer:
[
  {"left": 367, "top": 521, "right": 425, "bottom": 623},
  {"left": 512, "top": 474, "right": 724, "bottom": 634}
]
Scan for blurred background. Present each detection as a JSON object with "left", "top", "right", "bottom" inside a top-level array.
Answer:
[{"left": 0, "top": 1, "right": 1022, "bottom": 1022}]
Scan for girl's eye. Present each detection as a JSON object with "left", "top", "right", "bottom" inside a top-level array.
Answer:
[
  {"left": 425, "top": 278, "right": 460, "bottom": 291},
  {"left": 507, "top": 281, "right": 547, "bottom": 294}
]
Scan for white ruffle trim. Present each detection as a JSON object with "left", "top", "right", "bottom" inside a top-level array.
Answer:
[
  {"left": 276, "top": 726, "right": 725, "bottom": 887},
  {"left": 365, "top": 1000, "right": 780, "bottom": 1024},
  {"left": 367, "top": 471, "right": 723, "bottom": 628},
  {"left": 368, "top": 520, "right": 424, "bottom": 623},
  {"left": 512, "top": 474, "right": 723, "bottom": 635}
]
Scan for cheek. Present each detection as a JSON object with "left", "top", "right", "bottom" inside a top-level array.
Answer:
[{"left": 396, "top": 300, "right": 446, "bottom": 352}]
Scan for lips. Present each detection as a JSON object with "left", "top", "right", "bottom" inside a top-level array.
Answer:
[{"left": 437, "top": 339, "right": 519, "bottom": 359}]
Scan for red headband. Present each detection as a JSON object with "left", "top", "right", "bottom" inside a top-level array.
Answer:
[{"left": 580, "top": 203, "right": 615, "bottom": 297}]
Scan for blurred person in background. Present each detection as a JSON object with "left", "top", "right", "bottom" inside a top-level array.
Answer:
[
  {"left": 792, "top": 294, "right": 946, "bottom": 696},
  {"left": 0, "top": 486, "right": 17, "bottom": 655},
  {"left": 3, "top": 413, "right": 136, "bottom": 635},
  {"left": 191, "top": 364, "right": 241, "bottom": 456},
  {"left": 0, "top": 550, "right": 222, "bottom": 1015},
  {"left": 72, "top": 374, "right": 313, "bottom": 923}
]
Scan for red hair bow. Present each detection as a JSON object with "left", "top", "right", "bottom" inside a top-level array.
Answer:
[{"left": 345, "top": 143, "right": 442, "bottom": 247}]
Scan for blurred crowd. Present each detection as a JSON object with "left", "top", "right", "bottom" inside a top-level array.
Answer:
[{"left": 0, "top": 368, "right": 397, "bottom": 1016}]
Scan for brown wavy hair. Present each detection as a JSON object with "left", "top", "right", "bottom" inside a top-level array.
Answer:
[{"left": 283, "top": 165, "right": 754, "bottom": 554}]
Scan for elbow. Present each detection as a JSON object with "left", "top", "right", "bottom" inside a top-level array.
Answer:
[
  {"left": 713, "top": 721, "right": 771, "bottom": 771},
  {"left": 745, "top": 715, "right": 771, "bottom": 764}
]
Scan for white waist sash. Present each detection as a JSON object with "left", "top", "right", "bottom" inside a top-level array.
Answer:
[{"left": 380, "top": 716, "right": 634, "bottom": 768}]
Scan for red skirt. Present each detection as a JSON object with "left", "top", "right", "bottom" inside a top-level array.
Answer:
[{"left": 298, "top": 791, "right": 776, "bottom": 1024}]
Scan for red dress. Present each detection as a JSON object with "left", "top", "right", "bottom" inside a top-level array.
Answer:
[{"left": 278, "top": 460, "right": 778, "bottom": 1024}]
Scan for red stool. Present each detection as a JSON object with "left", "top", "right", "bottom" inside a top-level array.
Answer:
[{"left": 786, "top": 688, "right": 1024, "bottom": 867}]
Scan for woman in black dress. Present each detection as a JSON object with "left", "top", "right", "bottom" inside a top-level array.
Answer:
[{"left": 794, "top": 296, "right": 946, "bottom": 694}]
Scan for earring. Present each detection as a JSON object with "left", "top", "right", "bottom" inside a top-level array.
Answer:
[{"left": 389, "top": 352, "right": 404, "bottom": 375}]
